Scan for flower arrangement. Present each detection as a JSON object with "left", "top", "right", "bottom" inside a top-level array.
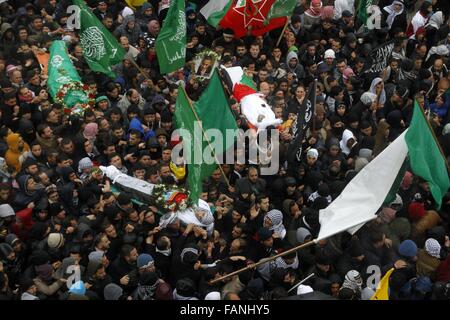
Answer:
[
  {"left": 153, "top": 184, "right": 191, "bottom": 213},
  {"left": 54, "top": 82, "right": 97, "bottom": 116}
]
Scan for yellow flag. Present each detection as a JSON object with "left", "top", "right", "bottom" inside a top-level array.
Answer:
[
  {"left": 371, "top": 268, "right": 395, "bottom": 300},
  {"left": 125, "top": 0, "right": 147, "bottom": 10}
]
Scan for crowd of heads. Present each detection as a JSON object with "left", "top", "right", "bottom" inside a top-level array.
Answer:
[{"left": 0, "top": 0, "right": 449, "bottom": 300}]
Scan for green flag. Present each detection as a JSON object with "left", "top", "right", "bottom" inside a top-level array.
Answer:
[
  {"left": 405, "top": 101, "right": 450, "bottom": 209},
  {"left": 48, "top": 40, "right": 90, "bottom": 110},
  {"left": 73, "top": 0, "right": 125, "bottom": 78},
  {"left": 175, "top": 71, "right": 238, "bottom": 203},
  {"left": 357, "top": 0, "right": 372, "bottom": 25},
  {"left": 267, "top": 0, "right": 298, "bottom": 20},
  {"left": 156, "top": 0, "right": 186, "bottom": 74}
]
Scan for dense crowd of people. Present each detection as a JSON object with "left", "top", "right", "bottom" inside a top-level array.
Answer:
[{"left": 0, "top": 0, "right": 449, "bottom": 301}]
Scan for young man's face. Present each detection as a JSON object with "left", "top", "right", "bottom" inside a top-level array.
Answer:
[
  {"left": 110, "top": 156, "right": 122, "bottom": 168},
  {"left": 0, "top": 189, "right": 10, "bottom": 201}
]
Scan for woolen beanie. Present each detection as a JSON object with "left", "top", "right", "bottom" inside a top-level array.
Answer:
[
  {"left": 47, "top": 233, "right": 65, "bottom": 249},
  {"left": 398, "top": 239, "right": 418, "bottom": 258}
]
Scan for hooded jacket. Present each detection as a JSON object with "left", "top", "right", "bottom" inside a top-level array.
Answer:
[
  {"left": 13, "top": 174, "right": 42, "bottom": 211},
  {"left": 5, "top": 134, "right": 30, "bottom": 173},
  {"left": 285, "top": 51, "right": 305, "bottom": 81},
  {"left": 128, "top": 118, "right": 155, "bottom": 141},
  {"left": 113, "top": 15, "right": 141, "bottom": 45}
]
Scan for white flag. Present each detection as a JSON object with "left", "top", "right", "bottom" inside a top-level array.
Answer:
[{"left": 317, "top": 130, "right": 409, "bottom": 241}]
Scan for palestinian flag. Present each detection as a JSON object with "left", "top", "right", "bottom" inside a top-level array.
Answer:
[
  {"left": 200, "top": 0, "right": 287, "bottom": 38},
  {"left": 222, "top": 66, "right": 282, "bottom": 131},
  {"left": 317, "top": 101, "right": 450, "bottom": 241}
]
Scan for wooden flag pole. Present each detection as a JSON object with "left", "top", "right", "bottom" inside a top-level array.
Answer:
[
  {"left": 417, "top": 101, "right": 450, "bottom": 173},
  {"left": 287, "top": 273, "right": 315, "bottom": 293},
  {"left": 210, "top": 239, "right": 316, "bottom": 285},
  {"left": 276, "top": 18, "right": 290, "bottom": 48},
  {"left": 180, "top": 86, "right": 232, "bottom": 188}
]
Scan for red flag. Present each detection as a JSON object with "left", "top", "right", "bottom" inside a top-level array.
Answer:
[{"left": 219, "top": 0, "right": 287, "bottom": 38}]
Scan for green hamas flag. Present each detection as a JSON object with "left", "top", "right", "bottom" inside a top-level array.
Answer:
[
  {"left": 73, "top": 0, "right": 125, "bottom": 78},
  {"left": 357, "top": 0, "right": 372, "bottom": 25},
  {"left": 48, "top": 40, "right": 89, "bottom": 109},
  {"left": 156, "top": 0, "right": 186, "bottom": 74},
  {"left": 175, "top": 71, "right": 238, "bottom": 203},
  {"left": 405, "top": 101, "right": 450, "bottom": 209},
  {"left": 267, "top": 0, "right": 298, "bottom": 20}
]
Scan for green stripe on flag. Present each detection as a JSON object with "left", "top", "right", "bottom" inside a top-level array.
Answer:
[{"left": 405, "top": 101, "right": 450, "bottom": 209}]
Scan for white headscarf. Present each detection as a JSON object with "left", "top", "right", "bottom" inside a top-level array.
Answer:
[
  {"left": 340, "top": 129, "right": 356, "bottom": 156},
  {"left": 383, "top": 1, "right": 404, "bottom": 29},
  {"left": 265, "top": 209, "right": 286, "bottom": 239},
  {"left": 425, "top": 11, "right": 444, "bottom": 30},
  {"left": 369, "top": 77, "right": 386, "bottom": 105}
]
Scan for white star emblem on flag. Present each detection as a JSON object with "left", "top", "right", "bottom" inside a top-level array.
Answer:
[{"left": 233, "top": 0, "right": 270, "bottom": 28}]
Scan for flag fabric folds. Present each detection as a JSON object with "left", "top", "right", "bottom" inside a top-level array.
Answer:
[
  {"left": 405, "top": 101, "right": 450, "bottom": 209},
  {"left": 175, "top": 71, "right": 238, "bottom": 203},
  {"left": 155, "top": 0, "right": 186, "bottom": 74},
  {"left": 317, "top": 130, "right": 409, "bottom": 241},
  {"left": 73, "top": 0, "right": 126, "bottom": 78},
  {"left": 266, "top": 0, "right": 298, "bottom": 20},
  {"left": 48, "top": 40, "right": 89, "bottom": 108},
  {"left": 371, "top": 268, "right": 394, "bottom": 300},
  {"left": 317, "top": 102, "right": 450, "bottom": 241},
  {"left": 200, "top": 0, "right": 287, "bottom": 38},
  {"left": 288, "top": 80, "right": 317, "bottom": 166}
]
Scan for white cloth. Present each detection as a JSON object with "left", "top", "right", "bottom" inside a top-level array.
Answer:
[
  {"left": 340, "top": 129, "right": 356, "bottom": 156},
  {"left": 369, "top": 77, "right": 386, "bottom": 105},
  {"left": 318, "top": 130, "right": 409, "bottom": 240},
  {"left": 333, "top": 0, "right": 355, "bottom": 20},
  {"left": 383, "top": 1, "right": 404, "bottom": 29}
]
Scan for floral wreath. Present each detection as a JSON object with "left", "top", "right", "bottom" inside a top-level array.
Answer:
[
  {"left": 54, "top": 82, "right": 96, "bottom": 116},
  {"left": 153, "top": 184, "right": 191, "bottom": 213}
]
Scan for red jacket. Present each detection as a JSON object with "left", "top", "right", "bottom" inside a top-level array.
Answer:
[
  {"left": 436, "top": 254, "right": 450, "bottom": 282},
  {"left": 11, "top": 208, "right": 34, "bottom": 242}
]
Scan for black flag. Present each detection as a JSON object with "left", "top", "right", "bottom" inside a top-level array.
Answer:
[
  {"left": 288, "top": 80, "right": 317, "bottom": 167},
  {"left": 364, "top": 40, "right": 395, "bottom": 74}
]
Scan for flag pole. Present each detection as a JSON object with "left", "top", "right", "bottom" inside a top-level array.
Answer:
[
  {"left": 128, "top": 58, "right": 153, "bottom": 82},
  {"left": 287, "top": 273, "right": 315, "bottom": 293},
  {"left": 311, "top": 79, "right": 318, "bottom": 135},
  {"left": 276, "top": 18, "right": 290, "bottom": 48},
  {"left": 209, "top": 239, "right": 316, "bottom": 285},
  {"left": 417, "top": 100, "right": 450, "bottom": 173},
  {"left": 180, "top": 86, "right": 232, "bottom": 188}
]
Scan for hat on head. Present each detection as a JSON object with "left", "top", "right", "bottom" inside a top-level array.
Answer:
[
  {"left": 88, "top": 250, "right": 105, "bottom": 264},
  {"left": 307, "top": 148, "right": 319, "bottom": 159},
  {"left": 317, "top": 63, "right": 330, "bottom": 73},
  {"left": 342, "top": 10, "right": 353, "bottom": 17},
  {"left": 95, "top": 96, "right": 108, "bottom": 103},
  {"left": 47, "top": 233, "right": 65, "bottom": 249},
  {"left": 104, "top": 283, "right": 123, "bottom": 300},
  {"left": 424, "top": 238, "right": 441, "bottom": 258},
  {"left": 0, "top": 243, "right": 13, "bottom": 259},
  {"left": 78, "top": 157, "right": 94, "bottom": 173},
  {"left": 5, "top": 233, "right": 20, "bottom": 247},
  {"left": 83, "top": 123, "right": 99, "bottom": 140},
  {"left": 408, "top": 201, "right": 426, "bottom": 221},
  {"left": 0, "top": 204, "right": 15, "bottom": 218},
  {"left": 343, "top": 67, "right": 355, "bottom": 80},
  {"left": 398, "top": 239, "right": 417, "bottom": 259},
  {"left": 324, "top": 49, "right": 335, "bottom": 59},
  {"left": 205, "top": 291, "right": 221, "bottom": 300},
  {"left": 137, "top": 253, "right": 154, "bottom": 269},
  {"left": 69, "top": 281, "right": 86, "bottom": 296},
  {"left": 297, "top": 285, "right": 314, "bottom": 295},
  {"left": 360, "top": 92, "right": 377, "bottom": 105},
  {"left": 296, "top": 227, "right": 312, "bottom": 243}
]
